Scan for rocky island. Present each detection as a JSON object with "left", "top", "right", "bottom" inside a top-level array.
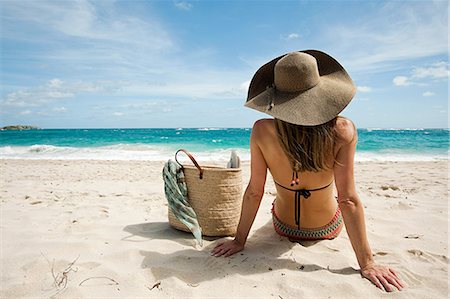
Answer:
[{"left": 0, "top": 125, "right": 40, "bottom": 131}]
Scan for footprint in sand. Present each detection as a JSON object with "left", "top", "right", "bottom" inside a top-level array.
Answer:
[
  {"left": 391, "top": 201, "right": 413, "bottom": 210},
  {"left": 407, "top": 249, "right": 449, "bottom": 265},
  {"left": 381, "top": 185, "right": 400, "bottom": 191},
  {"left": 72, "top": 205, "right": 110, "bottom": 220}
]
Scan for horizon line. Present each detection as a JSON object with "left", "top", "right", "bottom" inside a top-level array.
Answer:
[{"left": 1, "top": 126, "right": 449, "bottom": 130}]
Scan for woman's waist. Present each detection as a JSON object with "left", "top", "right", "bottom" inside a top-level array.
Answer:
[{"left": 273, "top": 194, "right": 338, "bottom": 229}]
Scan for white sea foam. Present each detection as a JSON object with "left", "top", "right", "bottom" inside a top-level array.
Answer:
[
  {"left": 366, "top": 128, "right": 426, "bottom": 131},
  {"left": 0, "top": 145, "right": 447, "bottom": 162},
  {"left": 355, "top": 152, "right": 448, "bottom": 162},
  {"left": 0, "top": 145, "right": 250, "bottom": 162},
  {"left": 0, "top": 144, "right": 172, "bottom": 161},
  {"left": 197, "top": 127, "right": 221, "bottom": 131}
]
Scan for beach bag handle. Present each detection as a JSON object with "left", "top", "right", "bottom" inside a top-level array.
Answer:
[{"left": 175, "top": 149, "right": 204, "bottom": 179}]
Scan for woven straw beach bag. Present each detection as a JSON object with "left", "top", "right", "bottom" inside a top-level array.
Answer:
[{"left": 168, "top": 149, "right": 243, "bottom": 236}]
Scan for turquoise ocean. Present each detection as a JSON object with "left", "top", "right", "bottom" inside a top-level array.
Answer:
[{"left": 0, "top": 128, "right": 448, "bottom": 161}]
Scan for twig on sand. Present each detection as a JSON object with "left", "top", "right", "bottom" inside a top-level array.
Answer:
[
  {"left": 55, "top": 256, "right": 79, "bottom": 288},
  {"left": 404, "top": 234, "right": 423, "bottom": 239},
  {"left": 41, "top": 253, "right": 79, "bottom": 295},
  {"left": 79, "top": 276, "right": 119, "bottom": 286},
  {"left": 148, "top": 281, "right": 161, "bottom": 291}
]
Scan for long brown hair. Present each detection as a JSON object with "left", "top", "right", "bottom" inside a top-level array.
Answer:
[{"left": 274, "top": 117, "right": 340, "bottom": 172}]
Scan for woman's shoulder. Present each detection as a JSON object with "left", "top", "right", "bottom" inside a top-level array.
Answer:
[
  {"left": 335, "top": 116, "right": 357, "bottom": 144},
  {"left": 251, "top": 119, "right": 276, "bottom": 141},
  {"left": 252, "top": 118, "right": 275, "bottom": 132},
  {"left": 253, "top": 118, "right": 274, "bottom": 127}
]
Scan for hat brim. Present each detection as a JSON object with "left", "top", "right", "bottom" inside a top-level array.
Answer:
[{"left": 244, "top": 50, "right": 356, "bottom": 126}]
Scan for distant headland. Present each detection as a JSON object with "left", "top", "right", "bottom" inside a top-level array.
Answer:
[{"left": 0, "top": 125, "right": 40, "bottom": 131}]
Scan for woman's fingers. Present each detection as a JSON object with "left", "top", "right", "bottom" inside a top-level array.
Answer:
[
  {"left": 211, "top": 243, "right": 225, "bottom": 255},
  {"left": 388, "top": 268, "right": 405, "bottom": 288},
  {"left": 212, "top": 248, "right": 226, "bottom": 257},
  {"left": 211, "top": 243, "right": 233, "bottom": 257},
  {"left": 389, "top": 268, "right": 402, "bottom": 282},
  {"left": 368, "top": 274, "right": 384, "bottom": 290},
  {"left": 378, "top": 276, "right": 393, "bottom": 292},
  {"left": 224, "top": 247, "right": 237, "bottom": 257},
  {"left": 223, "top": 249, "right": 233, "bottom": 257},
  {"left": 384, "top": 273, "right": 403, "bottom": 291},
  {"left": 211, "top": 240, "right": 243, "bottom": 257},
  {"left": 395, "top": 275, "right": 405, "bottom": 288},
  {"left": 362, "top": 264, "right": 405, "bottom": 292},
  {"left": 214, "top": 247, "right": 226, "bottom": 256}
]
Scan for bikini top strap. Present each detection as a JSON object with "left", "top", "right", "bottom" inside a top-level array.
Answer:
[{"left": 274, "top": 180, "right": 333, "bottom": 193}]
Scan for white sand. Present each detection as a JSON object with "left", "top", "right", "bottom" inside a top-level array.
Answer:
[{"left": 0, "top": 159, "right": 448, "bottom": 298}]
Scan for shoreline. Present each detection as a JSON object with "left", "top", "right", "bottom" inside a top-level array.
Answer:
[{"left": 0, "top": 155, "right": 448, "bottom": 162}]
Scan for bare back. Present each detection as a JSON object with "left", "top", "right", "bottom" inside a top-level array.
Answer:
[{"left": 253, "top": 117, "right": 354, "bottom": 229}]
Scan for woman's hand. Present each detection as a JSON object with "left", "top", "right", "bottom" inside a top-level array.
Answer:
[
  {"left": 360, "top": 263, "right": 405, "bottom": 292},
  {"left": 211, "top": 239, "right": 244, "bottom": 257}
]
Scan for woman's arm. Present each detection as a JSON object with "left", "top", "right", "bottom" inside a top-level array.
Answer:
[
  {"left": 334, "top": 120, "right": 404, "bottom": 292},
  {"left": 211, "top": 120, "right": 267, "bottom": 257}
]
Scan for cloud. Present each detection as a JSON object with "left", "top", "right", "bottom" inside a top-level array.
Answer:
[
  {"left": 0, "top": 78, "right": 112, "bottom": 108},
  {"left": 174, "top": 1, "right": 192, "bottom": 11},
  {"left": 357, "top": 86, "right": 372, "bottom": 93},
  {"left": 412, "top": 62, "right": 450, "bottom": 79},
  {"left": 1, "top": 0, "right": 256, "bottom": 123},
  {"left": 1, "top": 72, "right": 249, "bottom": 112},
  {"left": 239, "top": 81, "right": 251, "bottom": 93},
  {"left": 328, "top": 1, "right": 448, "bottom": 73},
  {"left": 393, "top": 76, "right": 410, "bottom": 86},
  {"left": 113, "top": 68, "right": 250, "bottom": 99},
  {"left": 1, "top": 87, "right": 74, "bottom": 108},
  {"left": 2, "top": 1, "right": 172, "bottom": 50},
  {"left": 283, "top": 33, "right": 299, "bottom": 41},
  {"left": 52, "top": 107, "right": 68, "bottom": 113},
  {"left": 47, "top": 78, "right": 63, "bottom": 88},
  {"left": 1, "top": 0, "right": 174, "bottom": 79},
  {"left": 20, "top": 110, "right": 32, "bottom": 115},
  {"left": 91, "top": 100, "right": 177, "bottom": 119},
  {"left": 120, "top": 102, "right": 159, "bottom": 110},
  {"left": 1, "top": 0, "right": 251, "bottom": 113},
  {"left": 422, "top": 91, "right": 435, "bottom": 97},
  {"left": 393, "top": 61, "right": 449, "bottom": 87}
]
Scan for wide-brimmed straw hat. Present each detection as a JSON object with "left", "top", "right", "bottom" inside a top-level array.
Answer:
[{"left": 244, "top": 50, "right": 356, "bottom": 126}]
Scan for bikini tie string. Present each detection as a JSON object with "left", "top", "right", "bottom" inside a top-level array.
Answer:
[{"left": 294, "top": 189, "right": 311, "bottom": 229}]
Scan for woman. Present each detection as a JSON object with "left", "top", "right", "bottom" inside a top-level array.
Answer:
[{"left": 211, "top": 50, "right": 404, "bottom": 292}]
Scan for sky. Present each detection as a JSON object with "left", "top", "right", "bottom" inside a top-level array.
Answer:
[{"left": 0, "top": 0, "right": 448, "bottom": 129}]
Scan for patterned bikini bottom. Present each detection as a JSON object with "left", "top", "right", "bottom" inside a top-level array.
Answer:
[{"left": 271, "top": 202, "right": 344, "bottom": 241}]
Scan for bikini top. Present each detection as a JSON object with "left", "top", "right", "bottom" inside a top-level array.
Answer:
[{"left": 273, "top": 179, "right": 334, "bottom": 229}]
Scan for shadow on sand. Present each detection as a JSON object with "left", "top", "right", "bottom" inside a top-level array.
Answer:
[{"left": 123, "top": 220, "right": 359, "bottom": 284}]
